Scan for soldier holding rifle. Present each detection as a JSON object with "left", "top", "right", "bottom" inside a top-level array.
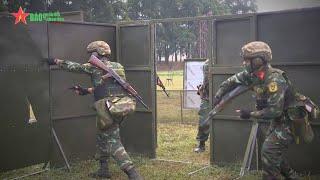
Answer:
[
  {"left": 205, "top": 41, "right": 318, "bottom": 180},
  {"left": 48, "top": 41, "right": 143, "bottom": 180}
]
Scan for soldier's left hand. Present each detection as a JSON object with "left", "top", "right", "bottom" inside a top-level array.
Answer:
[{"left": 236, "top": 108, "right": 252, "bottom": 119}]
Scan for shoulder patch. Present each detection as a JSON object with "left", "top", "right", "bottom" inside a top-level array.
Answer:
[{"left": 268, "top": 82, "right": 278, "bottom": 93}]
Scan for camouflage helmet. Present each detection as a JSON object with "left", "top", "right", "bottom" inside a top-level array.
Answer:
[
  {"left": 86, "top": 41, "right": 111, "bottom": 56},
  {"left": 241, "top": 41, "right": 272, "bottom": 62}
]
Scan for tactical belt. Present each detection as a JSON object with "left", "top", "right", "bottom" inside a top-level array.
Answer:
[{"left": 94, "top": 82, "right": 126, "bottom": 101}]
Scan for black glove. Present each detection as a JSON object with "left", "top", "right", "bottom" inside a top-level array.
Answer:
[
  {"left": 196, "top": 84, "right": 202, "bottom": 95},
  {"left": 47, "top": 58, "right": 56, "bottom": 65},
  {"left": 213, "top": 95, "right": 221, "bottom": 106},
  {"left": 69, "top": 85, "right": 90, "bottom": 96},
  {"left": 239, "top": 108, "right": 252, "bottom": 119}
]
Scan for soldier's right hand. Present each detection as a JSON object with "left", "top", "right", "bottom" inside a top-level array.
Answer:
[
  {"left": 196, "top": 84, "right": 202, "bottom": 95},
  {"left": 74, "top": 85, "right": 90, "bottom": 96},
  {"left": 47, "top": 58, "right": 63, "bottom": 65},
  {"left": 47, "top": 58, "right": 56, "bottom": 65}
]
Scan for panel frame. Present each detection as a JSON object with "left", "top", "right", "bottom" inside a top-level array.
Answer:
[{"left": 117, "top": 22, "right": 156, "bottom": 158}]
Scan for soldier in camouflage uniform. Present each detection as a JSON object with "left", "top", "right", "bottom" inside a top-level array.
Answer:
[
  {"left": 194, "top": 59, "right": 211, "bottom": 153},
  {"left": 213, "top": 41, "right": 318, "bottom": 180},
  {"left": 48, "top": 41, "right": 143, "bottom": 180}
]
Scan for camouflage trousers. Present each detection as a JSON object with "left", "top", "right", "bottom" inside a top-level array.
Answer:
[
  {"left": 196, "top": 99, "right": 210, "bottom": 142},
  {"left": 95, "top": 126, "right": 134, "bottom": 171},
  {"left": 261, "top": 122, "right": 295, "bottom": 179}
]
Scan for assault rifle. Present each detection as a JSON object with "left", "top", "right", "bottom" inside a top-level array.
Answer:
[
  {"left": 200, "top": 85, "right": 250, "bottom": 128},
  {"left": 156, "top": 75, "right": 169, "bottom": 97},
  {"left": 88, "top": 54, "right": 149, "bottom": 110}
]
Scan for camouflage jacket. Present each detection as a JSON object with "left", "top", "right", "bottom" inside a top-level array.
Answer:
[
  {"left": 58, "top": 59, "right": 128, "bottom": 100},
  {"left": 215, "top": 66, "right": 296, "bottom": 120},
  {"left": 200, "top": 59, "right": 210, "bottom": 100}
]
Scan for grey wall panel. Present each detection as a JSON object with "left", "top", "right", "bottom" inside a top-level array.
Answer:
[
  {"left": 274, "top": 65, "right": 320, "bottom": 102},
  {"left": 61, "top": 11, "right": 84, "bottom": 22},
  {"left": 50, "top": 70, "right": 94, "bottom": 118},
  {"left": 0, "top": 17, "right": 44, "bottom": 65},
  {"left": 0, "top": 16, "right": 50, "bottom": 171},
  {"left": 119, "top": 26, "right": 150, "bottom": 67},
  {"left": 258, "top": 9, "right": 320, "bottom": 63},
  {"left": 120, "top": 112, "right": 155, "bottom": 157},
  {"left": 48, "top": 22, "right": 117, "bottom": 61},
  {"left": 125, "top": 71, "right": 152, "bottom": 110},
  {"left": 51, "top": 116, "right": 97, "bottom": 167},
  {"left": 119, "top": 24, "right": 155, "bottom": 157},
  {"left": 212, "top": 119, "right": 253, "bottom": 164},
  {"left": 216, "top": 18, "right": 252, "bottom": 66},
  {"left": 26, "top": 23, "right": 48, "bottom": 58}
]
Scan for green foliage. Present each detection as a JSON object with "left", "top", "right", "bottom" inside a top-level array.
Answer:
[
  {"left": 1, "top": 0, "right": 46, "bottom": 12},
  {"left": 1, "top": 0, "right": 257, "bottom": 63},
  {"left": 220, "top": 0, "right": 257, "bottom": 14}
]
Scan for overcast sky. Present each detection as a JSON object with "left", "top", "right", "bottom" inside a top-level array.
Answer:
[{"left": 256, "top": 0, "right": 320, "bottom": 12}]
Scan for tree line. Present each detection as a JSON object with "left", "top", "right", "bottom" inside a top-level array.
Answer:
[{"left": 1, "top": 0, "right": 257, "bottom": 63}]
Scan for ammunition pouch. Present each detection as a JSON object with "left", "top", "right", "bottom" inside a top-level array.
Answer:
[
  {"left": 286, "top": 95, "right": 319, "bottom": 144},
  {"left": 105, "top": 96, "right": 136, "bottom": 119},
  {"left": 94, "top": 79, "right": 127, "bottom": 101}
]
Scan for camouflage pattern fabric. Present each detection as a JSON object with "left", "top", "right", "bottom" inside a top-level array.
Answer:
[
  {"left": 106, "top": 96, "right": 136, "bottom": 118},
  {"left": 196, "top": 59, "right": 210, "bottom": 142},
  {"left": 261, "top": 121, "right": 295, "bottom": 179},
  {"left": 59, "top": 59, "right": 126, "bottom": 87},
  {"left": 95, "top": 125, "right": 134, "bottom": 171},
  {"left": 196, "top": 99, "right": 210, "bottom": 142},
  {"left": 94, "top": 98, "right": 114, "bottom": 129},
  {"left": 214, "top": 66, "right": 300, "bottom": 179},
  {"left": 58, "top": 58, "right": 135, "bottom": 172},
  {"left": 87, "top": 41, "right": 111, "bottom": 56},
  {"left": 241, "top": 41, "right": 272, "bottom": 62},
  {"left": 200, "top": 59, "right": 210, "bottom": 100}
]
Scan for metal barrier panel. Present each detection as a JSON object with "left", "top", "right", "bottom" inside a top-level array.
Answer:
[
  {"left": 48, "top": 22, "right": 117, "bottom": 166},
  {"left": 258, "top": 8, "right": 320, "bottom": 63},
  {"left": 0, "top": 16, "right": 50, "bottom": 171},
  {"left": 118, "top": 24, "right": 156, "bottom": 157},
  {"left": 215, "top": 16, "right": 253, "bottom": 66},
  {"left": 61, "top": 11, "right": 84, "bottom": 22},
  {"left": 210, "top": 7, "right": 320, "bottom": 173}
]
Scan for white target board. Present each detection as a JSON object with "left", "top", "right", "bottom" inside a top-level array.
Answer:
[{"left": 183, "top": 59, "right": 206, "bottom": 109}]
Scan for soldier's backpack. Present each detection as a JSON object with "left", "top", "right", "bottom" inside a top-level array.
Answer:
[{"left": 287, "top": 94, "right": 319, "bottom": 144}]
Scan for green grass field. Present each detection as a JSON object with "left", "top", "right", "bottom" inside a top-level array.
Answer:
[
  {"left": 1, "top": 123, "right": 256, "bottom": 180},
  {"left": 157, "top": 70, "right": 183, "bottom": 90}
]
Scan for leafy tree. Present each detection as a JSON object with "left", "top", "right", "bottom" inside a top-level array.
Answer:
[
  {"left": 219, "top": 0, "right": 257, "bottom": 14},
  {"left": 1, "top": 0, "right": 46, "bottom": 12}
]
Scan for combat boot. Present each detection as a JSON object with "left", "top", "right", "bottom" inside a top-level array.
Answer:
[
  {"left": 194, "top": 141, "right": 205, "bottom": 153},
  {"left": 89, "top": 160, "right": 111, "bottom": 179},
  {"left": 283, "top": 169, "right": 300, "bottom": 180},
  {"left": 124, "top": 167, "right": 143, "bottom": 180}
]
